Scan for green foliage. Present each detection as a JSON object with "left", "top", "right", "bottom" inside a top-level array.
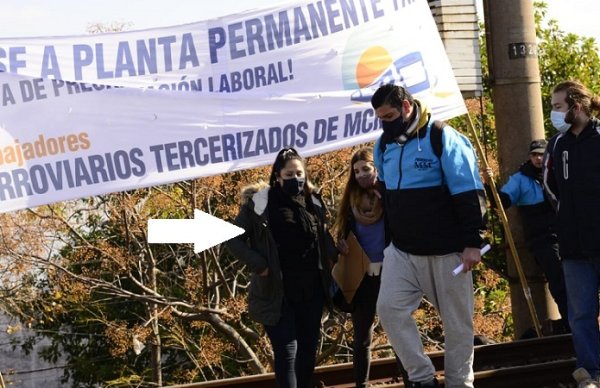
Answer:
[
  {"left": 535, "top": 1, "right": 600, "bottom": 138},
  {"left": 472, "top": 0, "right": 600, "bottom": 340}
]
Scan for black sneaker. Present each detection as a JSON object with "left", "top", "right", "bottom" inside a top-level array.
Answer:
[{"left": 406, "top": 378, "right": 439, "bottom": 388}]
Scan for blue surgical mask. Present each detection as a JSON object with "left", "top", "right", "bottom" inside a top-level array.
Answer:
[{"left": 551, "top": 110, "right": 572, "bottom": 134}]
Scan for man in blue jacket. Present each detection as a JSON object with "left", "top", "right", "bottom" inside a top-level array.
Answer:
[
  {"left": 372, "top": 84, "right": 486, "bottom": 388},
  {"left": 487, "top": 139, "right": 568, "bottom": 333}
]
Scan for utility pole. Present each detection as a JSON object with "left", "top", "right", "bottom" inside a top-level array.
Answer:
[{"left": 482, "top": 0, "right": 558, "bottom": 338}]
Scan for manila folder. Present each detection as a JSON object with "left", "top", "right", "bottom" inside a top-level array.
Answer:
[{"left": 331, "top": 231, "right": 371, "bottom": 304}]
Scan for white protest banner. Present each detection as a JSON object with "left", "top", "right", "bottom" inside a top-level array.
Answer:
[{"left": 0, "top": 0, "right": 467, "bottom": 213}]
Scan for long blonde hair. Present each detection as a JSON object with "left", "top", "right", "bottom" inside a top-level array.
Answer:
[{"left": 332, "top": 147, "right": 376, "bottom": 239}]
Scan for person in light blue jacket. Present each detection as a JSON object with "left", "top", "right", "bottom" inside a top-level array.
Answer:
[
  {"left": 486, "top": 139, "right": 568, "bottom": 333},
  {"left": 371, "top": 84, "right": 486, "bottom": 388}
]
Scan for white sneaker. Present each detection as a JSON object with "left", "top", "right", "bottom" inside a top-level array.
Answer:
[{"left": 573, "top": 368, "right": 600, "bottom": 388}]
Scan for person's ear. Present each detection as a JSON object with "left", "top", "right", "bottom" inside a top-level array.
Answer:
[{"left": 401, "top": 99, "right": 412, "bottom": 117}]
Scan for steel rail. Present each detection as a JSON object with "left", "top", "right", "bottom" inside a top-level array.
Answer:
[{"left": 168, "top": 334, "right": 574, "bottom": 388}]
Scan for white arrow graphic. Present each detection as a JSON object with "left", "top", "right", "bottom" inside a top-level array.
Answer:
[{"left": 148, "top": 209, "right": 244, "bottom": 253}]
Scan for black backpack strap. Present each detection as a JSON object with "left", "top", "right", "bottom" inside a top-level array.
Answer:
[
  {"left": 430, "top": 120, "right": 446, "bottom": 159},
  {"left": 430, "top": 120, "right": 446, "bottom": 186}
]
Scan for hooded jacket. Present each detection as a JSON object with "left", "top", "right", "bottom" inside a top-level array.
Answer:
[
  {"left": 226, "top": 183, "right": 336, "bottom": 325},
  {"left": 374, "top": 102, "right": 486, "bottom": 255},
  {"left": 544, "top": 117, "right": 600, "bottom": 260}
]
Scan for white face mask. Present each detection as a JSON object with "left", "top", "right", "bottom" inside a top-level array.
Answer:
[{"left": 551, "top": 110, "right": 572, "bottom": 133}]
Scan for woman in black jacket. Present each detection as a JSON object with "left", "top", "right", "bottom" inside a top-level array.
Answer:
[{"left": 227, "top": 147, "right": 336, "bottom": 388}]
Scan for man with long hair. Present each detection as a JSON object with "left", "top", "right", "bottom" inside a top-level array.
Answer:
[{"left": 544, "top": 80, "right": 600, "bottom": 388}]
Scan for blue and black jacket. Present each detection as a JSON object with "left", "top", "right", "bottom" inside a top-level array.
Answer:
[
  {"left": 494, "top": 161, "right": 556, "bottom": 244},
  {"left": 374, "top": 116, "right": 486, "bottom": 255}
]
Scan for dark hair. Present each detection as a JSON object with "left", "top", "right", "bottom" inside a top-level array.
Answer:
[
  {"left": 332, "top": 147, "right": 376, "bottom": 239},
  {"left": 553, "top": 80, "right": 600, "bottom": 117},
  {"left": 370, "top": 84, "right": 414, "bottom": 110},
  {"left": 268, "top": 147, "right": 311, "bottom": 191}
]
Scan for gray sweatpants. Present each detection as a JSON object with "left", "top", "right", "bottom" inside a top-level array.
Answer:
[{"left": 377, "top": 243, "right": 475, "bottom": 388}]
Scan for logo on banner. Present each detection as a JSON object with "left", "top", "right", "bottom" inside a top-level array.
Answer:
[
  {"left": 350, "top": 47, "right": 430, "bottom": 102},
  {"left": 341, "top": 36, "right": 432, "bottom": 104}
]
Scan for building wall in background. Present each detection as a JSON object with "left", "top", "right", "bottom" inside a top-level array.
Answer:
[
  {"left": 429, "top": 0, "right": 483, "bottom": 97},
  {"left": 0, "top": 314, "right": 67, "bottom": 387}
]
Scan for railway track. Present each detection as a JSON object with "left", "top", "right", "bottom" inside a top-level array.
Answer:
[{"left": 169, "top": 334, "right": 575, "bottom": 388}]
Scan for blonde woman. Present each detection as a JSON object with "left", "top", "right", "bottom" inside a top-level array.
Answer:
[{"left": 333, "top": 147, "right": 388, "bottom": 388}]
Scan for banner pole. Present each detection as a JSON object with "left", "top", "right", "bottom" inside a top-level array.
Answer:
[{"left": 463, "top": 112, "right": 543, "bottom": 338}]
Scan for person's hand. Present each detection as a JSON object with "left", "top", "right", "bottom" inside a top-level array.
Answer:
[
  {"left": 258, "top": 267, "right": 269, "bottom": 277},
  {"left": 372, "top": 188, "right": 382, "bottom": 199},
  {"left": 460, "top": 247, "right": 481, "bottom": 272},
  {"left": 336, "top": 239, "right": 349, "bottom": 255},
  {"left": 484, "top": 168, "right": 494, "bottom": 184}
]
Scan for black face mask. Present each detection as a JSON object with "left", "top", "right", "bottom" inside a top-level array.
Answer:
[
  {"left": 382, "top": 115, "right": 408, "bottom": 138},
  {"left": 521, "top": 161, "right": 543, "bottom": 182},
  {"left": 281, "top": 177, "right": 305, "bottom": 196}
]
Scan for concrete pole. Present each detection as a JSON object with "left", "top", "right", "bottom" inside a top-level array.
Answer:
[{"left": 482, "top": 0, "right": 558, "bottom": 338}]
